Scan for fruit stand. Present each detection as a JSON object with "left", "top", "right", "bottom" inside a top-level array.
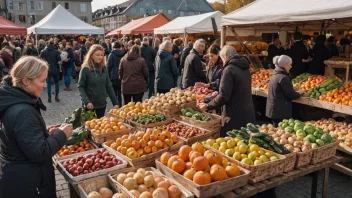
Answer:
[{"left": 324, "top": 58, "right": 352, "bottom": 83}]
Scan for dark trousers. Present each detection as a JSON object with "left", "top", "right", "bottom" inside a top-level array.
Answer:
[
  {"left": 157, "top": 88, "right": 170, "bottom": 94},
  {"left": 148, "top": 71, "right": 155, "bottom": 98},
  {"left": 112, "top": 79, "right": 122, "bottom": 107},
  {"left": 123, "top": 92, "right": 144, "bottom": 105},
  {"left": 95, "top": 106, "right": 106, "bottom": 118},
  {"left": 46, "top": 74, "right": 59, "bottom": 99}
]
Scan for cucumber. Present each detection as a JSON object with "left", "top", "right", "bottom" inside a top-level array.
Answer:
[
  {"left": 252, "top": 132, "right": 269, "bottom": 138},
  {"left": 271, "top": 144, "right": 284, "bottom": 154},
  {"left": 247, "top": 123, "right": 259, "bottom": 133}
]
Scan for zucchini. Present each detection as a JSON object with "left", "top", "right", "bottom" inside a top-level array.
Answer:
[
  {"left": 247, "top": 123, "right": 259, "bottom": 133},
  {"left": 251, "top": 132, "right": 268, "bottom": 138}
]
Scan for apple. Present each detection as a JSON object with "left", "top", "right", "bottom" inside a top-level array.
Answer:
[
  {"left": 104, "top": 156, "right": 111, "bottom": 161},
  {"left": 83, "top": 163, "right": 90, "bottom": 170},
  {"left": 77, "top": 166, "right": 83, "bottom": 173},
  {"left": 91, "top": 165, "right": 96, "bottom": 171},
  {"left": 72, "top": 164, "right": 77, "bottom": 169},
  {"left": 96, "top": 168, "right": 101, "bottom": 171},
  {"left": 99, "top": 159, "right": 106, "bottom": 165},
  {"left": 73, "top": 170, "right": 79, "bottom": 176},
  {"left": 96, "top": 154, "right": 102, "bottom": 159},
  {"left": 86, "top": 159, "right": 93, "bottom": 166},
  {"left": 68, "top": 167, "right": 75, "bottom": 174},
  {"left": 96, "top": 149, "right": 102, "bottom": 153},
  {"left": 83, "top": 170, "right": 89, "bottom": 174},
  {"left": 94, "top": 163, "right": 100, "bottom": 168},
  {"left": 77, "top": 161, "right": 83, "bottom": 167},
  {"left": 102, "top": 151, "right": 109, "bottom": 157},
  {"left": 106, "top": 161, "right": 114, "bottom": 167},
  {"left": 94, "top": 158, "right": 100, "bottom": 164},
  {"left": 77, "top": 156, "right": 83, "bottom": 161}
]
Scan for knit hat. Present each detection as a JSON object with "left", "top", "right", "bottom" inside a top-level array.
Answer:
[{"left": 273, "top": 55, "right": 291, "bottom": 68}]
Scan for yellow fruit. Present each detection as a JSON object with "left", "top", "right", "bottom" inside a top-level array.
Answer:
[
  {"left": 216, "top": 138, "right": 225, "bottom": 145},
  {"left": 254, "top": 160, "right": 263, "bottom": 165},
  {"left": 220, "top": 142, "right": 227, "bottom": 149},
  {"left": 241, "top": 158, "right": 253, "bottom": 165},
  {"left": 241, "top": 154, "right": 248, "bottom": 159},
  {"left": 248, "top": 151, "right": 258, "bottom": 161},
  {"left": 219, "top": 147, "right": 226, "bottom": 153},
  {"left": 211, "top": 143, "right": 219, "bottom": 150},
  {"left": 270, "top": 156, "right": 279, "bottom": 161},
  {"left": 238, "top": 144, "right": 248, "bottom": 154},
  {"left": 225, "top": 149, "right": 234, "bottom": 157},
  {"left": 259, "top": 155, "right": 268, "bottom": 163},
  {"left": 127, "top": 150, "right": 138, "bottom": 159},
  {"left": 226, "top": 139, "right": 236, "bottom": 148},
  {"left": 206, "top": 139, "right": 215, "bottom": 146},
  {"left": 233, "top": 152, "right": 242, "bottom": 161},
  {"left": 249, "top": 144, "right": 260, "bottom": 152}
]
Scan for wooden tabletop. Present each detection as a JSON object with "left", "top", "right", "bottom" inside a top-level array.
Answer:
[{"left": 221, "top": 157, "right": 341, "bottom": 198}]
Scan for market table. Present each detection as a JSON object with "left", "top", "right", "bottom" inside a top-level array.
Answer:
[
  {"left": 324, "top": 61, "right": 352, "bottom": 83},
  {"left": 221, "top": 157, "right": 341, "bottom": 198}
]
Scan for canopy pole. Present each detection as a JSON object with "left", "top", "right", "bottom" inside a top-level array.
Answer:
[
  {"left": 184, "top": 28, "right": 187, "bottom": 46},
  {"left": 221, "top": 26, "right": 226, "bottom": 48},
  {"left": 35, "top": 34, "right": 38, "bottom": 48}
]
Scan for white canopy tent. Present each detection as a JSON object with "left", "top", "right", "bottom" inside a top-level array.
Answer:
[
  {"left": 27, "top": 4, "right": 104, "bottom": 35},
  {"left": 154, "top": 11, "right": 224, "bottom": 35}
]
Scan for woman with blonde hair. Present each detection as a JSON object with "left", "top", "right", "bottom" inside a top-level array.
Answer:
[
  {"left": 78, "top": 44, "right": 118, "bottom": 118},
  {"left": 0, "top": 56, "right": 72, "bottom": 197}
]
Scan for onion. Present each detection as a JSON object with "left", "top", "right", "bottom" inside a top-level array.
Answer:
[
  {"left": 303, "top": 141, "right": 310, "bottom": 146},
  {"left": 288, "top": 137, "right": 294, "bottom": 144},
  {"left": 302, "top": 146, "right": 309, "bottom": 152},
  {"left": 274, "top": 137, "right": 280, "bottom": 142},
  {"left": 286, "top": 145, "right": 294, "bottom": 151},
  {"left": 272, "top": 134, "right": 278, "bottom": 138},
  {"left": 293, "top": 141, "right": 301, "bottom": 147},
  {"left": 280, "top": 139, "right": 287, "bottom": 145},
  {"left": 293, "top": 148, "right": 301, "bottom": 152}
]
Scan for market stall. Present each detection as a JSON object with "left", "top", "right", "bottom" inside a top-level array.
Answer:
[
  {"left": 106, "top": 13, "right": 169, "bottom": 37},
  {"left": 0, "top": 16, "right": 27, "bottom": 35}
]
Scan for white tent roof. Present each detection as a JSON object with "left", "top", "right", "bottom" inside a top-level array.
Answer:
[
  {"left": 27, "top": 5, "right": 104, "bottom": 35},
  {"left": 222, "top": 0, "right": 352, "bottom": 30},
  {"left": 154, "top": 11, "right": 224, "bottom": 34}
]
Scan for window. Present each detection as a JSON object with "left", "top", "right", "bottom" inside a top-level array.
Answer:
[
  {"left": 145, "top": 3, "right": 150, "bottom": 6},
  {"left": 81, "top": 17, "right": 87, "bottom": 23},
  {"left": 65, "top": 2, "right": 69, "bottom": 9},
  {"left": 52, "top": 2, "right": 56, "bottom": 9},
  {"left": 180, "top": 11, "right": 184, "bottom": 16},
  {"left": 19, "top": 15, "right": 26, "bottom": 23},
  {"left": 118, "top": 16, "right": 122, "bottom": 22},
  {"left": 8, "top": 0, "right": 13, "bottom": 9},
  {"left": 189, "top": 12, "right": 194, "bottom": 15},
  {"left": 159, "top": 9, "right": 163, "bottom": 13},
  {"left": 30, "top": 1, "right": 34, "bottom": 10},
  {"left": 38, "top": 1, "right": 43, "bottom": 10},
  {"left": 30, "top": 15, "right": 35, "bottom": 25},
  {"left": 153, "top": 9, "right": 156, "bottom": 14},
  {"left": 18, "top": 3, "right": 23, "bottom": 10},
  {"left": 80, "top": 3, "right": 87, "bottom": 12},
  {"left": 140, "top": 8, "right": 144, "bottom": 13},
  {"left": 168, "top": 10, "right": 172, "bottom": 14}
]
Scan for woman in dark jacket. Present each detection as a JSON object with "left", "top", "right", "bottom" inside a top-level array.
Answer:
[
  {"left": 0, "top": 56, "right": 72, "bottom": 198},
  {"left": 78, "top": 44, "right": 119, "bottom": 118},
  {"left": 205, "top": 44, "right": 223, "bottom": 91},
  {"left": 155, "top": 40, "right": 179, "bottom": 93},
  {"left": 307, "top": 35, "right": 330, "bottom": 75},
  {"left": 119, "top": 45, "right": 149, "bottom": 104},
  {"left": 266, "top": 55, "right": 304, "bottom": 127}
]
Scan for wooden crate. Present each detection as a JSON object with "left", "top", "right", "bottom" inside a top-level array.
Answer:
[
  {"left": 53, "top": 139, "right": 100, "bottom": 160},
  {"left": 129, "top": 118, "right": 174, "bottom": 131},
  {"left": 158, "top": 101, "right": 197, "bottom": 118},
  {"left": 175, "top": 112, "right": 221, "bottom": 132},
  {"left": 204, "top": 145, "right": 285, "bottom": 183},
  {"left": 310, "top": 141, "right": 339, "bottom": 164},
  {"left": 56, "top": 148, "right": 128, "bottom": 184},
  {"left": 102, "top": 140, "right": 184, "bottom": 167},
  {"left": 87, "top": 124, "right": 135, "bottom": 145},
  {"left": 155, "top": 160, "right": 250, "bottom": 198},
  {"left": 108, "top": 167, "right": 194, "bottom": 198},
  {"left": 77, "top": 175, "right": 127, "bottom": 198}
]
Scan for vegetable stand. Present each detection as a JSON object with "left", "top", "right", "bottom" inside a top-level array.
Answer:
[{"left": 324, "top": 61, "right": 352, "bottom": 83}]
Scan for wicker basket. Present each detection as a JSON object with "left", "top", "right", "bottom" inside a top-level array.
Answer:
[
  {"left": 88, "top": 124, "right": 135, "bottom": 144},
  {"left": 310, "top": 141, "right": 339, "bottom": 164},
  {"left": 77, "top": 175, "right": 126, "bottom": 198},
  {"left": 205, "top": 145, "right": 285, "bottom": 183},
  {"left": 295, "top": 150, "right": 313, "bottom": 168},
  {"left": 175, "top": 112, "right": 221, "bottom": 132},
  {"left": 283, "top": 152, "right": 296, "bottom": 172}
]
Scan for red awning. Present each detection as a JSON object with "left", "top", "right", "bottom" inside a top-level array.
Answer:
[
  {"left": 0, "top": 16, "right": 27, "bottom": 35},
  {"left": 107, "top": 13, "right": 169, "bottom": 36}
]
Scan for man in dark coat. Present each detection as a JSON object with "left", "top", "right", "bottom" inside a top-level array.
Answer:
[
  {"left": 326, "top": 36, "right": 339, "bottom": 58},
  {"left": 107, "top": 42, "right": 125, "bottom": 107},
  {"left": 267, "top": 38, "right": 282, "bottom": 68},
  {"left": 180, "top": 41, "right": 194, "bottom": 73},
  {"left": 155, "top": 40, "right": 179, "bottom": 93},
  {"left": 200, "top": 46, "right": 256, "bottom": 136},
  {"left": 0, "top": 76, "right": 70, "bottom": 198},
  {"left": 141, "top": 37, "right": 156, "bottom": 98},
  {"left": 287, "top": 32, "right": 309, "bottom": 78},
  {"left": 40, "top": 39, "right": 62, "bottom": 102},
  {"left": 182, "top": 40, "right": 206, "bottom": 89},
  {"left": 307, "top": 35, "right": 330, "bottom": 75},
  {"left": 62, "top": 42, "right": 75, "bottom": 90}
]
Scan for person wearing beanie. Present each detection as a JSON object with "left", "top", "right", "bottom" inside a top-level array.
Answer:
[{"left": 266, "top": 55, "right": 305, "bottom": 127}]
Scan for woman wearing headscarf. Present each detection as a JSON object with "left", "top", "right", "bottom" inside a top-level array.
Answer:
[{"left": 266, "top": 55, "right": 304, "bottom": 127}]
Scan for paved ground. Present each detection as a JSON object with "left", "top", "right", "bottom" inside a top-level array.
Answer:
[{"left": 42, "top": 80, "right": 352, "bottom": 198}]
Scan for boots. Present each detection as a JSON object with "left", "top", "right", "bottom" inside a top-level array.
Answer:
[
  {"left": 48, "top": 98, "right": 52, "bottom": 103},
  {"left": 64, "top": 85, "right": 72, "bottom": 91},
  {"left": 55, "top": 94, "right": 60, "bottom": 102}
]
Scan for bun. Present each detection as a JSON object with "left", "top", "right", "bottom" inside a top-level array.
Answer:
[{"left": 273, "top": 56, "right": 280, "bottom": 65}]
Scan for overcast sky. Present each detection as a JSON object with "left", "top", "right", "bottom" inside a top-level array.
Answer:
[{"left": 92, "top": 0, "right": 219, "bottom": 12}]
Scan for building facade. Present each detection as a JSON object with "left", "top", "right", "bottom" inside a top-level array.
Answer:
[
  {"left": 92, "top": 0, "right": 215, "bottom": 31},
  {"left": 4, "top": 0, "right": 92, "bottom": 27}
]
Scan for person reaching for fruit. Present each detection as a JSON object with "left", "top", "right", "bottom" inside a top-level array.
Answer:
[
  {"left": 78, "top": 44, "right": 119, "bottom": 118},
  {"left": 0, "top": 56, "right": 73, "bottom": 198},
  {"left": 266, "top": 55, "right": 304, "bottom": 127}
]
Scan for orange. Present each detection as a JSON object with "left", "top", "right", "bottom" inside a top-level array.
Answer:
[
  {"left": 139, "top": 139, "right": 147, "bottom": 148},
  {"left": 143, "top": 146, "right": 152, "bottom": 154},
  {"left": 171, "top": 159, "right": 185, "bottom": 174},
  {"left": 160, "top": 152, "right": 171, "bottom": 165},
  {"left": 193, "top": 171, "right": 211, "bottom": 185},
  {"left": 210, "top": 164, "right": 227, "bottom": 181},
  {"left": 113, "top": 126, "right": 119, "bottom": 131},
  {"left": 178, "top": 145, "right": 192, "bottom": 162},
  {"left": 193, "top": 156, "right": 209, "bottom": 171},
  {"left": 155, "top": 140, "right": 164, "bottom": 149}
]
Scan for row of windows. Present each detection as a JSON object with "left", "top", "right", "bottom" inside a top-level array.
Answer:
[
  {"left": 17, "top": 14, "right": 88, "bottom": 24},
  {"left": 7, "top": 1, "right": 87, "bottom": 13},
  {"left": 132, "top": 7, "right": 202, "bottom": 16}
]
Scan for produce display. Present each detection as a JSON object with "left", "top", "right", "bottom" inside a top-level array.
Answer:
[
  {"left": 131, "top": 113, "right": 167, "bottom": 125},
  {"left": 306, "top": 76, "right": 343, "bottom": 99},
  {"left": 160, "top": 143, "right": 241, "bottom": 185},
  {"left": 319, "top": 82, "right": 352, "bottom": 105},
  {"left": 61, "top": 149, "right": 123, "bottom": 176},
  {"left": 203, "top": 137, "right": 281, "bottom": 165},
  {"left": 260, "top": 82, "right": 269, "bottom": 92},
  {"left": 167, "top": 122, "right": 208, "bottom": 138},
  {"left": 184, "top": 86, "right": 218, "bottom": 104},
  {"left": 180, "top": 108, "right": 212, "bottom": 121},
  {"left": 57, "top": 139, "right": 95, "bottom": 157},
  {"left": 327, "top": 57, "right": 352, "bottom": 62},
  {"left": 85, "top": 116, "right": 128, "bottom": 135},
  {"left": 107, "top": 129, "right": 179, "bottom": 159},
  {"left": 278, "top": 119, "right": 336, "bottom": 147},
  {"left": 307, "top": 119, "right": 352, "bottom": 148},
  {"left": 292, "top": 73, "right": 312, "bottom": 89},
  {"left": 87, "top": 187, "right": 124, "bottom": 198},
  {"left": 115, "top": 168, "right": 183, "bottom": 198},
  {"left": 109, "top": 102, "right": 156, "bottom": 119},
  {"left": 299, "top": 75, "right": 327, "bottom": 91},
  {"left": 251, "top": 69, "right": 271, "bottom": 88},
  {"left": 144, "top": 88, "right": 196, "bottom": 108},
  {"left": 227, "top": 123, "right": 290, "bottom": 155},
  {"left": 258, "top": 124, "right": 312, "bottom": 152}
]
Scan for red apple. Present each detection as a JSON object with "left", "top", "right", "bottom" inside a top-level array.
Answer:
[
  {"left": 102, "top": 151, "right": 109, "bottom": 157},
  {"left": 99, "top": 159, "right": 106, "bottom": 165},
  {"left": 77, "top": 166, "right": 83, "bottom": 173},
  {"left": 83, "top": 163, "right": 90, "bottom": 170}
]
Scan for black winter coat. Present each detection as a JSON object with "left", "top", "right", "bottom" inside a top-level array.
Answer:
[
  {"left": 266, "top": 67, "right": 301, "bottom": 119},
  {"left": 62, "top": 48, "right": 75, "bottom": 69},
  {"left": 155, "top": 50, "right": 179, "bottom": 90},
  {"left": 206, "top": 60, "right": 223, "bottom": 91},
  {"left": 0, "top": 78, "right": 67, "bottom": 198},
  {"left": 326, "top": 43, "right": 339, "bottom": 58},
  {"left": 308, "top": 43, "right": 330, "bottom": 75},
  {"left": 207, "top": 56, "right": 255, "bottom": 135},
  {"left": 107, "top": 49, "right": 125, "bottom": 80},
  {"left": 180, "top": 47, "right": 192, "bottom": 71},
  {"left": 141, "top": 44, "right": 156, "bottom": 72},
  {"left": 287, "top": 41, "right": 309, "bottom": 77},
  {"left": 182, "top": 49, "right": 206, "bottom": 89},
  {"left": 40, "top": 44, "right": 61, "bottom": 76},
  {"left": 267, "top": 45, "right": 282, "bottom": 68}
]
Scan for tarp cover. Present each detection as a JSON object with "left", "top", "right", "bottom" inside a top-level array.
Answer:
[
  {"left": 107, "top": 13, "right": 169, "bottom": 36},
  {"left": 154, "top": 11, "right": 224, "bottom": 34},
  {"left": 222, "top": 0, "right": 352, "bottom": 29},
  {"left": 27, "top": 4, "right": 104, "bottom": 34},
  {"left": 0, "top": 16, "right": 26, "bottom": 35}
]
